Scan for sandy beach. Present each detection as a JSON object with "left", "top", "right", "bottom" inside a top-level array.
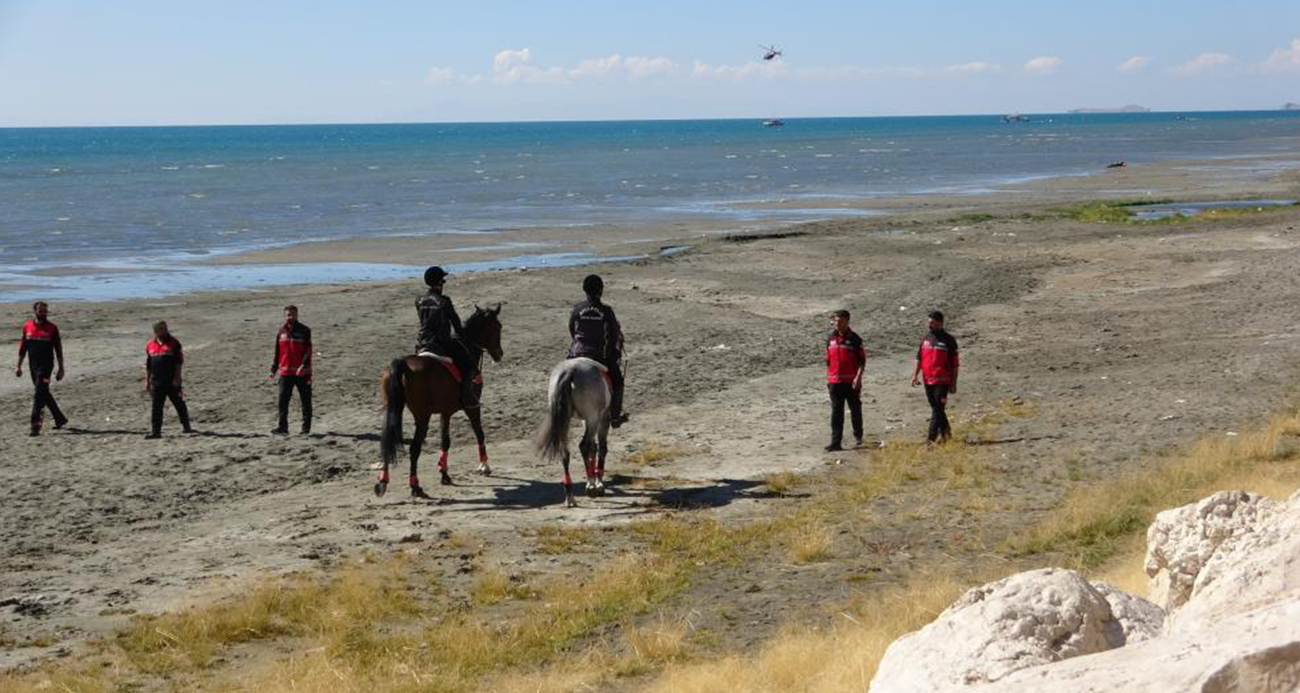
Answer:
[{"left": 3, "top": 156, "right": 1300, "bottom": 671}]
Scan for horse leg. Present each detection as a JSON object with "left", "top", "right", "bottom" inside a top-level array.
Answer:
[
  {"left": 375, "top": 460, "right": 390, "bottom": 497},
  {"left": 581, "top": 423, "right": 600, "bottom": 498},
  {"left": 466, "top": 407, "right": 491, "bottom": 476},
  {"left": 594, "top": 418, "right": 610, "bottom": 495},
  {"left": 439, "top": 413, "right": 453, "bottom": 485},
  {"left": 562, "top": 450, "right": 576, "bottom": 508},
  {"left": 409, "top": 417, "right": 431, "bottom": 499}
]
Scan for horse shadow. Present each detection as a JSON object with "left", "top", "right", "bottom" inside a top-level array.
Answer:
[{"left": 431, "top": 473, "right": 773, "bottom": 514}]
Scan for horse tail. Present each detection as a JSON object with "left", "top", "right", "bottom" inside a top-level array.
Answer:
[
  {"left": 381, "top": 357, "right": 409, "bottom": 466},
  {"left": 536, "top": 366, "right": 575, "bottom": 461}
]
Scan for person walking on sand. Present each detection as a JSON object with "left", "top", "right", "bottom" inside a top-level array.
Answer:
[
  {"left": 144, "top": 320, "right": 192, "bottom": 439},
  {"left": 15, "top": 301, "right": 68, "bottom": 436},
  {"left": 270, "top": 305, "right": 312, "bottom": 435},
  {"left": 911, "top": 311, "right": 960, "bottom": 444},
  {"left": 824, "top": 309, "right": 865, "bottom": 452},
  {"left": 568, "top": 274, "right": 629, "bottom": 428}
]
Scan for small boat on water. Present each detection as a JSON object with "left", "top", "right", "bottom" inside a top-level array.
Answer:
[
  {"left": 762, "top": 119, "right": 785, "bottom": 128},
  {"left": 1002, "top": 113, "right": 1030, "bottom": 123}
]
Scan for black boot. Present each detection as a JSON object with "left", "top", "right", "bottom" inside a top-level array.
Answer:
[
  {"left": 461, "top": 374, "right": 479, "bottom": 410},
  {"left": 609, "top": 385, "right": 628, "bottom": 428}
]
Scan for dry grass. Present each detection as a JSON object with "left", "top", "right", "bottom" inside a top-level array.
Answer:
[
  {"left": 625, "top": 442, "right": 694, "bottom": 466},
  {"left": 763, "top": 470, "right": 800, "bottom": 496},
  {"left": 531, "top": 525, "right": 594, "bottom": 555},
  {"left": 784, "top": 520, "right": 835, "bottom": 564},
  {"left": 470, "top": 568, "right": 535, "bottom": 605},
  {"left": 1009, "top": 410, "right": 1300, "bottom": 569},
  {"left": 640, "top": 573, "right": 970, "bottom": 693}
]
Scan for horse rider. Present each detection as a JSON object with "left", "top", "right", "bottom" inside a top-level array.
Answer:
[
  {"left": 416, "top": 266, "right": 478, "bottom": 409},
  {"left": 568, "top": 274, "right": 628, "bottom": 428}
]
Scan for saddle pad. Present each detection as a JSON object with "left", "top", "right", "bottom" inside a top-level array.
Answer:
[{"left": 416, "top": 352, "right": 462, "bottom": 382}]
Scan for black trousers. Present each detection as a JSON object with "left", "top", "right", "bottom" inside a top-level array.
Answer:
[
  {"left": 925, "top": 384, "right": 951, "bottom": 442},
  {"left": 277, "top": 376, "right": 312, "bottom": 431},
  {"left": 828, "top": 383, "right": 863, "bottom": 446},
  {"left": 29, "top": 366, "right": 66, "bottom": 431},
  {"left": 150, "top": 383, "right": 191, "bottom": 434}
]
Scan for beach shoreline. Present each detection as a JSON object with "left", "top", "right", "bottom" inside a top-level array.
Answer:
[{"left": 5, "top": 149, "right": 1300, "bottom": 304}]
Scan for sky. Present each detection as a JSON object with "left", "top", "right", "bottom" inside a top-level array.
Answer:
[{"left": 0, "top": 0, "right": 1298, "bottom": 126}]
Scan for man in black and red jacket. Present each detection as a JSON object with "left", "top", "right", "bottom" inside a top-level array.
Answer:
[
  {"left": 144, "top": 320, "right": 192, "bottom": 439},
  {"left": 15, "top": 301, "right": 68, "bottom": 436},
  {"left": 270, "top": 305, "right": 313, "bottom": 435},
  {"left": 911, "top": 311, "right": 960, "bottom": 444},
  {"left": 824, "top": 309, "right": 865, "bottom": 451}
]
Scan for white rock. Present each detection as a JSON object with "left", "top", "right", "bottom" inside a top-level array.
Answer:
[
  {"left": 972, "top": 598, "right": 1300, "bottom": 693},
  {"left": 1170, "top": 491, "right": 1300, "bottom": 633},
  {"left": 870, "top": 568, "right": 1123, "bottom": 692},
  {"left": 1143, "top": 490, "right": 1278, "bottom": 612},
  {"left": 1090, "top": 581, "right": 1164, "bottom": 644}
]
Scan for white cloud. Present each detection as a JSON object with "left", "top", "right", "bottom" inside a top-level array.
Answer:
[
  {"left": 1265, "top": 38, "right": 1300, "bottom": 72},
  {"left": 691, "top": 60, "right": 788, "bottom": 80},
  {"left": 1172, "top": 52, "right": 1234, "bottom": 75},
  {"left": 493, "top": 48, "right": 567, "bottom": 84},
  {"left": 1023, "top": 56, "right": 1061, "bottom": 74},
  {"left": 943, "top": 61, "right": 1001, "bottom": 74},
  {"left": 490, "top": 49, "right": 679, "bottom": 84},
  {"left": 1118, "top": 56, "right": 1151, "bottom": 72},
  {"left": 425, "top": 67, "right": 456, "bottom": 85},
  {"left": 424, "top": 66, "right": 484, "bottom": 86},
  {"left": 623, "top": 56, "right": 677, "bottom": 77}
]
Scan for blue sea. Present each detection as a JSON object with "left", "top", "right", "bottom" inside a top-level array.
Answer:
[{"left": 3, "top": 111, "right": 1300, "bottom": 300}]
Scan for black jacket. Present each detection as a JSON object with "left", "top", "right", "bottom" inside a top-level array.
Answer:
[
  {"left": 416, "top": 291, "right": 463, "bottom": 352},
  {"left": 567, "top": 298, "right": 622, "bottom": 362}
]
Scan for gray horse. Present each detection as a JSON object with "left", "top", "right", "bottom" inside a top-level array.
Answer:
[{"left": 536, "top": 357, "right": 612, "bottom": 507}]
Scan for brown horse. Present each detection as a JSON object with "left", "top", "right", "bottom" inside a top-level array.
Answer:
[{"left": 377, "top": 305, "right": 503, "bottom": 498}]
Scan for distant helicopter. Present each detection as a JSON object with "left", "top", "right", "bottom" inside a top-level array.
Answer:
[{"left": 760, "top": 44, "right": 783, "bottom": 61}]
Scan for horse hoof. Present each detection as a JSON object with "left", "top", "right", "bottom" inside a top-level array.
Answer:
[
  {"left": 374, "top": 481, "right": 388, "bottom": 497},
  {"left": 565, "top": 497, "right": 578, "bottom": 508},
  {"left": 585, "top": 485, "right": 598, "bottom": 498},
  {"left": 593, "top": 484, "right": 606, "bottom": 497},
  {"left": 477, "top": 463, "right": 492, "bottom": 476},
  {"left": 440, "top": 472, "right": 453, "bottom": 486},
  {"left": 411, "top": 485, "right": 431, "bottom": 499}
]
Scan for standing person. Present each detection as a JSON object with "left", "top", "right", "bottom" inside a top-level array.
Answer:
[
  {"left": 15, "top": 301, "right": 68, "bottom": 436},
  {"left": 415, "top": 266, "right": 478, "bottom": 409},
  {"left": 824, "top": 309, "right": 865, "bottom": 451},
  {"left": 568, "top": 274, "right": 628, "bottom": 427},
  {"left": 144, "top": 320, "right": 192, "bottom": 439},
  {"left": 911, "top": 311, "right": 960, "bottom": 444},
  {"left": 270, "top": 305, "right": 313, "bottom": 435}
]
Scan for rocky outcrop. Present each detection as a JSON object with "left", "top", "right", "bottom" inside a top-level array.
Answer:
[
  {"left": 871, "top": 569, "right": 1126, "bottom": 691},
  {"left": 1143, "top": 490, "right": 1278, "bottom": 613},
  {"left": 870, "top": 489, "right": 1300, "bottom": 692}
]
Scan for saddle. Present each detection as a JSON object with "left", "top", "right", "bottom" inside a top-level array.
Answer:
[{"left": 416, "top": 352, "right": 482, "bottom": 384}]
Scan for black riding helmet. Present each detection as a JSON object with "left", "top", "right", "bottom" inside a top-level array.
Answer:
[
  {"left": 582, "top": 274, "right": 604, "bottom": 296},
  {"left": 425, "top": 266, "right": 449, "bottom": 287}
]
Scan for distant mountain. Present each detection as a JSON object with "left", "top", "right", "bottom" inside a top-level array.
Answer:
[
  {"left": 1069, "top": 105, "right": 1151, "bottom": 114},
  {"left": 1285, "top": 103, "right": 1300, "bottom": 111}
]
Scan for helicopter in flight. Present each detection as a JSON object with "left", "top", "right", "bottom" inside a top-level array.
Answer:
[{"left": 759, "top": 44, "right": 783, "bottom": 61}]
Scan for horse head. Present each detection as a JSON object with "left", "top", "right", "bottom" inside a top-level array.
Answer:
[{"left": 466, "top": 303, "right": 504, "bottom": 362}]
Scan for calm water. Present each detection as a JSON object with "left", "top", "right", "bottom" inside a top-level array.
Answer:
[{"left": 3, "top": 112, "right": 1300, "bottom": 298}]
